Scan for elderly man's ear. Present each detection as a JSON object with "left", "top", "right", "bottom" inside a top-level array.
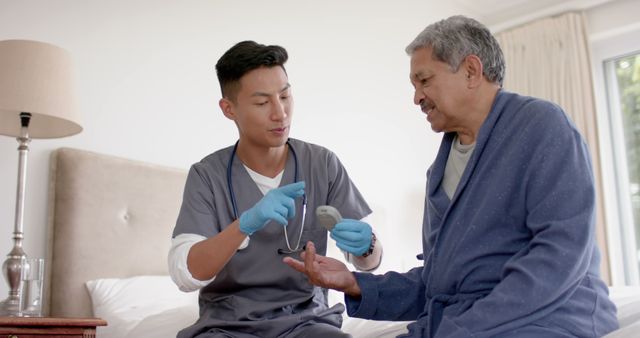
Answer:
[{"left": 462, "top": 54, "right": 484, "bottom": 88}]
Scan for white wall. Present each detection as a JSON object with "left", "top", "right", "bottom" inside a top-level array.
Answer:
[
  {"left": 586, "top": 0, "right": 640, "bottom": 40},
  {"left": 0, "top": 0, "right": 464, "bottom": 298}
]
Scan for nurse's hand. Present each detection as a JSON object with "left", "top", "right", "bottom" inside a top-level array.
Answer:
[
  {"left": 330, "top": 219, "right": 372, "bottom": 256},
  {"left": 239, "top": 181, "right": 305, "bottom": 235},
  {"left": 283, "top": 241, "right": 361, "bottom": 298}
]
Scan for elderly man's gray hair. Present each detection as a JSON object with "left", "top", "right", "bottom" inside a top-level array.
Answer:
[{"left": 406, "top": 15, "right": 505, "bottom": 86}]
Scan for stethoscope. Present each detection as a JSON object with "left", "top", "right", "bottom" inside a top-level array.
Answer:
[{"left": 227, "top": 139, "right": 307, "bottom": 254}]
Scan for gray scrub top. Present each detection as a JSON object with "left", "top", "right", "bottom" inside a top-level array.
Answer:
[{"left": 173, "top": 138, "right": 371, "bottom": 338}]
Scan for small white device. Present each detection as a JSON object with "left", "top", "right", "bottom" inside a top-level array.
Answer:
[{"left": 316, "top": 205, "right": 342, "bottom": 231}]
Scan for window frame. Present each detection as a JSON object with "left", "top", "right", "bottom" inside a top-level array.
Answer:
[{"left": 591, "top": 27, "right": 640, "bottom": 286}]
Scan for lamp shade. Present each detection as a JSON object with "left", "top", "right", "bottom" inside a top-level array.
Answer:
[{"left": 0, "top": 39, "right": 82, "bottom": 138}]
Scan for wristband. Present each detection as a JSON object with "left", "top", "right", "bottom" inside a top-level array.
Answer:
[{"left": 362, "top": 232, "right": 376, "bottom": 257}]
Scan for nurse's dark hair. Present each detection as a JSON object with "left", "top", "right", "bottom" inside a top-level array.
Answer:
[
  {"left": 405, "top": 15, "right": 505, "bottom": 86},
  {"left": 215, "top": 40, "right": 288, "bottom": 101}
]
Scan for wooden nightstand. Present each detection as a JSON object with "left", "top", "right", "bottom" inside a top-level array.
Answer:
[{"left": 0, "top": 316, "right": 107, "bottom": 337}]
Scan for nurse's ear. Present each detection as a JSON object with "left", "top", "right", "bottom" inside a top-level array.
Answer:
[{"left": 219, "top": 97, "right": 237, "bottom": 121}]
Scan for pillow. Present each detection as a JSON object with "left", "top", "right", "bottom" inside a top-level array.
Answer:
[{"left": 85, "top": 275, "right": 198, "bottom": 338}]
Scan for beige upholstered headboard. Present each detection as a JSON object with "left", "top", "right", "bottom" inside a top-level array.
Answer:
[{"left": 44, "top": 147, "right": 187, "bottom": 317}]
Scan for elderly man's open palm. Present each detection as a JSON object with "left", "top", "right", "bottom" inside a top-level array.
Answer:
[{"left": 283, "top": 241, "right": 362, "bottom": 298}]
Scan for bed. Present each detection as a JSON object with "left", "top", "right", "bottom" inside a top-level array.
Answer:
[{"left": 43, "top": 147, "right": 640, "bottom": 338}]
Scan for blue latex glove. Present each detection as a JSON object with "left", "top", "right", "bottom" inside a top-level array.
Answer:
[
  {"left": 239, "top": 181, "right": 305, "bottom": 235},
  {"left": 330, "top": 219, "right": 372, "bottom": 256}
]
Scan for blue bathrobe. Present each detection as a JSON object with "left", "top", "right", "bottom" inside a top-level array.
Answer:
[{"left": 345, "top": 90, "right": 619, "bottom": 337}]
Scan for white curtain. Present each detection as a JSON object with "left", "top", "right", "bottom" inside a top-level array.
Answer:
[{"left": 496, "top": 12, "right": 611, "bottom": 284}]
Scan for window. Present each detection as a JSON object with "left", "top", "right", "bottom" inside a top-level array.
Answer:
[
  {"left": 603, "top": 53, "right": 640, "bottom": 284},
  {"left": 591, "top": 25, "right": 640, "bottom": 286}
]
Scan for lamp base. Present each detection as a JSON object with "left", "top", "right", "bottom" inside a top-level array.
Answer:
[
  {"left": 0, "top": 118, "right": 31, "bottom": 317},
  {"left": 0, "top": 295, "right": 21, "bottom": 316},
  {"left": 0, "top": 254, "right": 26, "bottom": 316}
]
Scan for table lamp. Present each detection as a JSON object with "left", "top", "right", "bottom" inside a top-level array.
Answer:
[{"left": 0, "top": 40, "right": 82, "bottom": 316}]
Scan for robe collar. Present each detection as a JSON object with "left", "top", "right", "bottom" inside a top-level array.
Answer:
[{"left": 427, "top": 89, "right": 511, "bottom": 221}]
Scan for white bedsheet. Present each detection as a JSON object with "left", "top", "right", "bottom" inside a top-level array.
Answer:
[
  {"left": 604, "top": 286, "right": 640, "bottom": 338},
  {"left": 92, "top": 279, "right": 640, "bottom": 338},
  {"left": 120, "top": 306, "right": 410, "bottom": 338}
]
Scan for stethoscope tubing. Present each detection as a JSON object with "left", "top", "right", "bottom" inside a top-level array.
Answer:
[{"left": 227, "top": 139, "right": 307, "bottom": 253}]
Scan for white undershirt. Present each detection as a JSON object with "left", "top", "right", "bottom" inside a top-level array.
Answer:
[
  {"left": 244, "top": 165, "right": 284, "bottom": 195},
  {"left": 442, "top": 135, "right": 476, "bottom": 199},
  {"left": 168, "top": 165, "right": 381, "bottom": 292}
]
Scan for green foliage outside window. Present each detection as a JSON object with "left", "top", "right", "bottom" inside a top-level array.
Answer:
[{"left": 615, "top": 54, "right": 640, "bottom": 260}]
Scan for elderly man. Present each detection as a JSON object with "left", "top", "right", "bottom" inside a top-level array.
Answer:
[{"left": 284, "top": 15, "right": 618, "bottom": 338}]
